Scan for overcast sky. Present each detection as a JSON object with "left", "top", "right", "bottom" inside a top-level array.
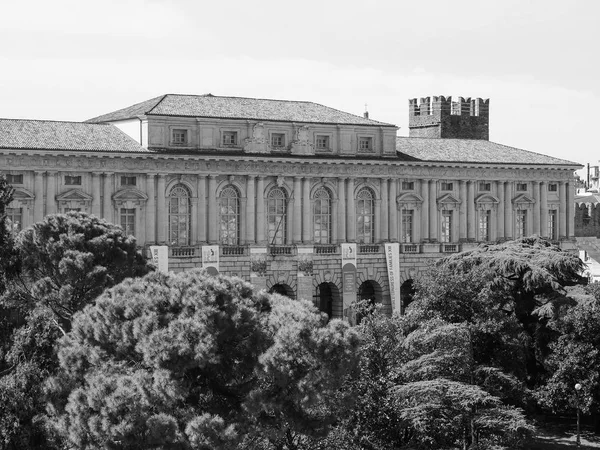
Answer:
[{"left": 1, "top": 0, "right": 598, "bottom": 175}]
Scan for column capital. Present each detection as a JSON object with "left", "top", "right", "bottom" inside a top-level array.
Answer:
[
  {"left": 146, "top": 172, "right": 156, "bottom": 178},
  {"left": 34, "top": 170, "right": 45, "bottom": 176},
  {"left": 157, "top": 173, "right": 168, "bottom": 178},
  {"left": 104, "top": 171, "right": 114, "bottom": 177},
  {"left": 92, "top": 171, "right": 103, "bottom": 177}
]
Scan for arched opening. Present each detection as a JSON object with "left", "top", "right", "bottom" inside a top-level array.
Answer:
[
  {"left": 356, "top": 280, "right": 383, "bottom": 324},
  {"left": 314, "top": 282, "right": 341, "bottom": 321},
  {"left": 269, "top": 283, "right": 294, "bottom": 299},
  {"left": 401, "top": 279, "right": 416, "bottom": 314}
]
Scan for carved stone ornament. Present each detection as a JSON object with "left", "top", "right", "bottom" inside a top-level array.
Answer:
[
  {"left": 9, "top": 188, "right": 35, "bottom": 210},
  {"left": 396, "top": 192, "right": 424, "bottom": 210},
  {"left": 512, "top": 194, "right": 535, "bottom": 210},
  {"left": 277, "top": 176, "right": 285, "bottom": 187},
  {"left": 243, "top": 123, "right": 268, "bottom": 153},
  {"left": 475, "top": 193, "right": 500, "bottom": 211},
  {"left": 436, "top": 193, "right": 461, "bottom": 211},
  {"left": 56, "top": 189, "right": 93, "bottom": 212},
  {"left": 112, "top": 188, "right": 149, "bottom": 209},
  {"left": 291, "top": 125, "right": 315, "bottom": 156}
]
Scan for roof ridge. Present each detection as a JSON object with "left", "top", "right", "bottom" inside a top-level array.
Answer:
[
  {"left": 146, "top": 94, "right": 170, "bottom": 114},
  {"left": 164, "top": 93, "right": 315, "bottom": 104},
  {"left": 0, "top": 117, "right": 110, "bottom": 126}
]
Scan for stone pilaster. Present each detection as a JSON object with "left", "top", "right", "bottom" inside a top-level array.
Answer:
[
  {"left": 337, "top": 178, "right": 346, "bottom": 242},
  {"left": 156, "top": 173, "right": 166, "bottom": 243},
  {"left": 92, "top": 172, "right": 102, "bottom": 216},
  {"left": 246, "top": 175, "right": 256, "bottom": 244},
  {"left": 256, "top": 176, "right": 266, "bottom": 245},
  {"left": 34, "top": 171, "right": 44, "bottom": 221},
  {"left": 347, "top": 178, "right": 356, "bottom": 241},
  {"left": 559, "top": 181, "right": 567, "bottom": 239},
  {"left": 540, "top": 181, "right": 548, "bottom": 238},
  {"left": 208, "top": 175, "right": 217, "bottom": 243},
  {"left": 467, "top": 180, "right": 475, "bottom": 241},
  {"left": 146, "top": 174, "right": 156, "bottom": 244},
  {"left": 389, "top": 179, "right": 398, "bottom": 241},
  {"left": 46, "top": 171, "right": 57, "bottom": 215},
  {"left": 532, "top": 181, "right": 541, "bottom": 236},
  {"left": 459, "top": 180, "right": 467, "bottom": 241},
  {"left": 380, "top": 178, "right": 389, "bottom": 241},
  {"left": 302, "top": 177, "right": 311, "bottom": 243},
  {"left": 198, "top": 175, "right": 207, "bottom": 243},
  {"left": 497, "top": 180, "right": 504, "bottom": 240},
  {"left": 429, "top": 180, "right": 437, "bottom": 241}
]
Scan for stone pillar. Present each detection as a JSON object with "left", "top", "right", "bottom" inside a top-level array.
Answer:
[
  {"left": 459, "top": 180, "right": 467, "bottom": 241},
  {"left": 389, "top": 179, "right": 398, "bottom": 241},
  {"left": 467, "top": 181, "right": 475, "bottom": 241},
  {"left": 246, "top": 175, "right": 256, "bottom": 244},
  {"left": 34, "top": 171, "right": 44, "bottom": 222},
  {"left": 374, "top": 198, "right": 381, "bottom": 243},
  {"left": 567, "top": 181, "right": 575, "bottom": 238},
  {"left": 103, "top": 172, "right": 113, "bottom": 223},
  {"left": 302, "top": 177, "right": 311, "bottom": 243},
  {"left": 92, "top": 172, "right": 102, "bottom": 216},
  {"left": 208, "top": 175, "right": 217, "bottom": 243},
  {"left": 532, "top": 181, "right": 541, "bottom": 236},
  {"left": 191, "top": 193, "right": 199, "bottom": 244},
  {"left": 380, "top": 178, "right": 389, "bottom": 241},
  {"left": 156, "top": 174, "right": 166, "bottom": 243},
  {"left": 559, "top": 181, "right": 567, "bottom": 239},
  {"left": 197, "top": 176, "right": 207, "bottom": 243},
  {"left": 429, "top": 180, "right": 437, "bottom": 241},
  {"left": 414, "top": 180, "right": 421, "bottom": 243},
  {"left": 347, "top": 178, "right": 356, "bottom": 241},
  {"left": 421, "top": 179, "right": 429, "bottom": 242},
  {"left": 256, "top": 176, "right": 266, "bottom": 244},
  {"left": 497, "top": 181, "right": 505, "bottom": 240},
  {"left": 332, "top": 197, "right": 339, "bottom": 243},
  {"left": 338, "top": 178, "right": 346, "bottom": 242},
  {"left": 293, "top": 177, "right": 302, "bottom": 243},
  {"left": 146, "top": 174, "right": 156, "bottom": 244},
  {"left": 504, "top": 182, "right": 513, "bottom": 239},
  {"left": 46, "top": 171, "right": 57, "bottom": 215},
  {"left": 540, "top": 181, "right": 548, "bottom": 238}
]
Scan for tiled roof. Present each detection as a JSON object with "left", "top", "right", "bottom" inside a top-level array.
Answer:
[
  {"left": 396, "top": 137, "right": 580, "bottom": 166},
  {"left": 0, "top": 119, "right": 149, "bottom": 153},
  {"left": 87, "top": 94, "right": 396, "bottom": 127}
]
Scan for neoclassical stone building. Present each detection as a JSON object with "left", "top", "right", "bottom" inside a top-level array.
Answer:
[{"left": 1, "top": 94, "right": 581, "bottom": 319}]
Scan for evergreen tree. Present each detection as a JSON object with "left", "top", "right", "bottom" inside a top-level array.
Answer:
[{"left": 45, "top": 270, "right": 360, "bottom": 450}]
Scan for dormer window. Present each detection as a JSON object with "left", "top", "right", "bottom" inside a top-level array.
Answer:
[
  {"left": 65, "top": 175, "right": 82, "bottom": 185},
  {"left": 316, "top": 135, "right": 330, "bottom": 150},
  {"left": 6, "top": 174, "right": 23, "bottom": 184},
  {"left": 121, "top": 176, "right": 137, "bottom": 186},
  {"left": 271, "top": 133, "right": 285, "bottom": 148},
  {"left": 172, "top": 129, "right": 187, "bottom": 146},
  {"left": 358, "top": 137, "right": 373, "bottom": 151},
  {"left": 222, "top": 131, "right": 238, "bottom": 146}
]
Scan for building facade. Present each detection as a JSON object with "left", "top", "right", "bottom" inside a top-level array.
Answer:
[{"left": 1, "top": 94, "right": 581, "bottom": 319}]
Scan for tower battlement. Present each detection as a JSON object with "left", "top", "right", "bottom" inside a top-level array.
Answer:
[{"left": 408, "top": 95, "right": 489, "bottom": 140}]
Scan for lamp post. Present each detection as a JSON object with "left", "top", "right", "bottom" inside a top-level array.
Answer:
[{"left": 575, "top": 383, "right": 582, "bottom": 448}]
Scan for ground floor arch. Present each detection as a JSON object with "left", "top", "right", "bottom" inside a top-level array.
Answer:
[
  {"left": 314, "top": 282, "right": 342, "bottom": 320},
  {"left": 269, "top": 283, "right": 295, "bottom": 299}
]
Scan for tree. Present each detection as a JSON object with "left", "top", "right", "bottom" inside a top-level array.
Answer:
[
  {"left": 0, "top": 173, "right": 15, "bottom": 295},
  {"left": 0, "top": 212, "right": 152, "bottom": 450},
  {"left": 45, "top": 270, "right": 360, "bottom": 450},
  {"left": 408, "top": 237, "right": 585, "bottom": 389},
  {"left": 537, "top": 294, "right": 600, "bottom": 427}
]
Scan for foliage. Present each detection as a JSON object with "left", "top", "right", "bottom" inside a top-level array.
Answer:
[
  {"left": 408, "top": 237, "right": 586, "bottom": 389},
  {"left": 2, "top": 211, "right": 151, "bottom": 333},
  {"left": 251, "top": 254, "right": 268, "bottom": 276},
  {"left": 0, "top": 212, "right": 152, "bottom": 449},
  {"left": 45, "top": 270, "right": 360, "bottom": 450},
  {"left": 537, "top": 295, "right": 600, "bottom": 415},
  {"left": 0, "top": 174, "right": 15, "bottom": 295}
]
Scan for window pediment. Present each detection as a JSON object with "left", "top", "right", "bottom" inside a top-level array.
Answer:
[
  {"left": 9, "top": 188, "right": 34, "bottom": 209},
  {"left": 512, "top": 194, "right": 535, "bottom": 205},
  {"left": 56, "top": 189, "right": 93, "bottom": 202},
  {"left": 112, "top": 188, "right": 148, "bottom": 209},
  {"left": 437, "top": 193, "right": 461, "bottom": 210},
  {"left": 396, "top": 192, "right": 423, "bottom": 210},
  {"left": 475, "top": 194, "right": 499, "bottom": 210}
]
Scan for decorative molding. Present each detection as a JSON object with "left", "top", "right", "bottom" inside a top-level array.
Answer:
[
  {"left": 436, "top": 193, "right": 461, "bottom": 210},
  {"left": 112, "top": 188, "right": 149, "bottom": 209},
  {"left": 396, "top": 192, "right": 424, "bottom": 210}
]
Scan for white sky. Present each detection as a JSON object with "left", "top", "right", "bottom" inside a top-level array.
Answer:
[{"left": 1, "top": 0, "right": 598, "bottom": 176}]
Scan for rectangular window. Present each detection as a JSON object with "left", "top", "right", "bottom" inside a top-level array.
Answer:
[
  {"left": 516, "top": 183, "right": 527, "bottom": 192},
  {"left": 6, "top": 174, "right": 23, "bottom": 184},
  {"left": 316, "top": 135, "right": 330, "bottom": 150},
  {"left": 479, "top": 182, "right": 491, "bottom": 191},
  {"left": 358, "top": 137, "right": 373, "bottom": 151},
  {"left": 441, "top": 211, "right": 453, "bottom": 243},
  {"left": 401, "top": 181, "right": 415, "bottom": 190},
  {"left": 441, "top": 182, "right": 454, "bottom": 191},
  {"left": 548, "top": 209, "right": 557, "bottom": 240},
  {"left": 479, "top": 210, "right": 491, "bottom": 241},
  {"left": 271, "top": 133, "right": 285, "bottom": 148},
  {"left": 120, "top": 208, "right": 136, "bottom": 237},
  {"left": 121, "top": 176, "right": 137, "bottom": 186},
  {"left": 516, "top": 210, "right": 527, "bottom": 238},
  {"left": 548, "top": 183, "right": 558, "bottom": 192},
  {"left": 172, "top": 129, "right": 187, "bottom": 146},
  {"left": 6, "top": 207, "right": 22, "bottom": 232},
  {"left": 222, "top": 131, "right": 238, "bottom": 146},
  {"left": 401, "top": 210, "right": 414, "bottom": 243},
  {"left": 65, "top": 175, "right": 82, "bottom": 185}
]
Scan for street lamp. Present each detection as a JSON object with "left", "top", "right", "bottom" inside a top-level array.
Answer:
[{"left": 575, "top": 383, "right": 582, "bottom": 448}]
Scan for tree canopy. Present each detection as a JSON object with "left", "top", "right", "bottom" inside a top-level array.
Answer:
[{"left": 45, "top": 270, "right": 360, "bottom": 450}]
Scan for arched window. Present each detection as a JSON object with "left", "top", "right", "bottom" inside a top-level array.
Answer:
[
  {"left": 168, "top": 184, "right": 191, "bottom": 246},
  {"left": 357, "top": 188, "right": 375, "bottom": 243},
  {"left": 219, "top": 185, "right": 240, "bottom": 245},
  {"left": 313, "top": 187, "right": 331, "bottom": 244},
  {"left": 267, "top": 187, "right": 287, "bottom": 245}
]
